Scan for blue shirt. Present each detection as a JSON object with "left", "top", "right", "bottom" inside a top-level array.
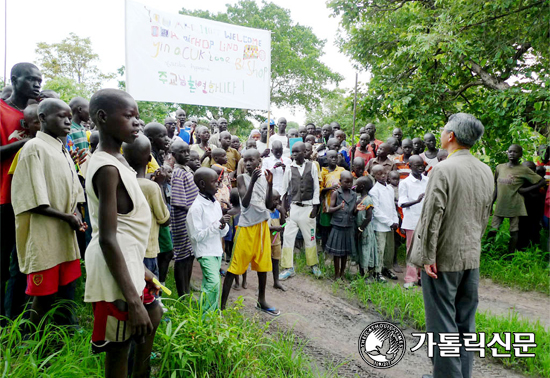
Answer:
[{"left": 178, "top": 127, "right": 191, "bottom": 144}]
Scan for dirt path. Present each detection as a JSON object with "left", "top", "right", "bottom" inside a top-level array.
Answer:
[
  {"left": 190, "top": 261, "right": 530, "bottom": 377},
  {"left": 477, "top": 278, "right": 550, "bottom": 329},
  {"left": 388, "top": 269, "right": 550, "bottom": 329}
]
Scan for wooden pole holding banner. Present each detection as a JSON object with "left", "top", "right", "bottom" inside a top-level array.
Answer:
[
  {"left": 4, "top": 0, "right": 7, "bottom": 84},
  {"left": 351, "top": 72, "right": 358, "bottom": 159},
  {"left": 266, "top": 108, "right": 271, "bottom": 149}
]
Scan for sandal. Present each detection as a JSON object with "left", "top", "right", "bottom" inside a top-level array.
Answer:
[{"left": 256, "top": 303, "right": 280, "bottom": 316}]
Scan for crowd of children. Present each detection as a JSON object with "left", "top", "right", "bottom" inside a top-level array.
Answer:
[{"left": 1, "top": 62, "right": 548, "bottom": 377}]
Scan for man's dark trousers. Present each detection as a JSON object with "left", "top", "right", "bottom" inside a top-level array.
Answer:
[{"left": 421, "top": 269, "right": 479, "bottom": 378}]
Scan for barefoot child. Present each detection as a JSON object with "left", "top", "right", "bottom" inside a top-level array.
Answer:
[
  {"left": 355, "top": 176, "right": 379, "bottom": 280},
  {"left": 398, "top": 155, "right": 428, "bottom": 288},
  {"left": 12, "top": 99, "right": 87, "bottom": 327},
  {"left": 186, "top": 168, "right": 230, "bottom": 313},
  {"left": 221, "top": 150, "right": 279, "bottom": 316},
  {"left": 123, "top": 134, "right": 170, "bottom": 289},
  {"left": 325, "top": 171, "right": 356, "bottom": 280},
  {"left": 269, "top": 190, "right": 286, "bottom": 291},
  {"left": 84, "top": 89, "right": 161, "bottom": 377},
  {"left": 170, "top": 139, "right": 199, "bottom": 297}
]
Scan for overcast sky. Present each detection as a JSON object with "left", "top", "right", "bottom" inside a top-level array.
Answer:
[{"left": 0, "top": 0, "right": 369, "bottom": 123}]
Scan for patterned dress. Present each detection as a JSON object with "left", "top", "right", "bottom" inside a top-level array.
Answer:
[
  {"left": 171, "top": 164, "right": 199, "bottom": 261},
  {"left": 320, "top": 166, "right": 345, "bottom": 227},
  {"left": 356, "top": 195, "right": 378, "bottom": 269}
]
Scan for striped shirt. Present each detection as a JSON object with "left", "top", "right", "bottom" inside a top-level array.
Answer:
[
  {"left": 171, "top": 164, "right": 199, "bottom": 260},
  {"left": 68, "top": 122, "right": 89, "bottom": 151}
]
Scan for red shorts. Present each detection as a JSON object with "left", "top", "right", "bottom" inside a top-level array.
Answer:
[
  {"left": 91, "top": 287, "right": 156, "bottom": 353},
  {"left": 26, "top": 259, "right": 81, "bottom": 296}
]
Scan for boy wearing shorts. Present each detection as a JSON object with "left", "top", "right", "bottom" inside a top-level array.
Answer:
[
  {"left": 84, "top": 89, "right": 161, "bottom": 377},
  {"left": 220, "top": 149, "right": 280, "bottom": 316},
  {"left": 11, "top": 98, "right": 87, "bottom": 327}
]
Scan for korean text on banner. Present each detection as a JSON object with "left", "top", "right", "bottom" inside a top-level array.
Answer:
[{"left": 125, "top": 0, "right": 271, "bottom": 110}]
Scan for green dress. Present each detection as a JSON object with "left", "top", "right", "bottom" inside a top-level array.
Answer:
[{"left": 356, "top": 195, "right": 378, "bottom": 269}]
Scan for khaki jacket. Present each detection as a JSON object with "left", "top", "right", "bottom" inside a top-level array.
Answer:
[{"left": 409, "top": 149, "right": 494, "bottom": 272}]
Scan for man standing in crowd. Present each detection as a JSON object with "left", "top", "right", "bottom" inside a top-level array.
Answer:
[
  {"left": 410, "top": 113, "right": 493, "bottom": 378},
  {"left": 0, "top": 63, "right": 42, "bottom": 319}
]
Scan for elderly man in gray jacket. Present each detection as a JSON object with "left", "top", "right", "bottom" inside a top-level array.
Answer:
[{"left": 409, "top": 113, "right": 494, "bottom": 378}]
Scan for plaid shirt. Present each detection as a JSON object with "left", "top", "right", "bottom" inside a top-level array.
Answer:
[{"left": 68, "top": 122, "right": 89, "bottom": 151}]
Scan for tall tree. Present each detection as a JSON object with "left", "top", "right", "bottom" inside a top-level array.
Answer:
[
  {"left": 329, "top": 0, "right": 549, "bottom": 164},
  {"left": 180, "top": 1, "right": 343, "bottom": 111},
  {"left": 35, "top": 33, "right": 116, "bottom": 96}
]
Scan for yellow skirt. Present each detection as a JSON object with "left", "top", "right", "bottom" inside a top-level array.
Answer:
[{"left": 228, "top": 221, "right": 272, "bottom": 275}]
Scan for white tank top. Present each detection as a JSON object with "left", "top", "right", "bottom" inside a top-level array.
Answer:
[
  {"left": 239, "top": 173, "right": 270, "bottom": 227},
  {"left": 84, "top": 151, "right": 151, "bottom": 303}
]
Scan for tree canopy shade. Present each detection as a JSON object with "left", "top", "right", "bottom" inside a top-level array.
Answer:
[
  {"left": 35, "top": 33, "right": 116, "bottom": 97},
  {"left": 329, "top": 0, "right": 549, "bottom": 164},
  {"left": 180, "top": 1, "right": 343, "bottom": 111}
]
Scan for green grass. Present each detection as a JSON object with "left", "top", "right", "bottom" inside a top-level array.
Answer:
[
  {"left": 345, "top": 279, "right": 550, "bottom": 377},
  {"left": 294, "top": 249, "right": 550, "bottom": 377},
  {"left": 0, "top": 308, "right": 104, "bottom": 377},
  {"left": 480, "top": 224, "right": 550, "bottom": 295},
  {"left": 0, "top": 275, "right": 332, "bottom": 378},
  {"left": 154, "top": 296, "right": 337, "bottom": 377}
]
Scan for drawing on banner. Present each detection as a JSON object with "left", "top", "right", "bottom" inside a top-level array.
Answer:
[
  {"left": 244, "top": 45, "right": 259, "bottom": 60},
  {"left": 125, "top": 0, "right": 271, "bottom": 110}
]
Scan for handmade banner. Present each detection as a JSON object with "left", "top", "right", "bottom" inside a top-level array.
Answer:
[{"left": 125, "top": 0, "right": 271, "bottom": 110}]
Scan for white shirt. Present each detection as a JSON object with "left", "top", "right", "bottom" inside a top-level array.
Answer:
[
  {"left": 398, "top": 174, "right": 429, "bottom": 231},
  {"left": 186, "top": 194, "right": 229, "bottom": 258},
  {"left": 256, "top": 140, "right": 267, "bottom": 155},
  {"left": 281, "top": 160, "right": 320, "bottom": 205},
  {"left": 262, "top": 155, "right": 292, "bottom": 195},
  {"left": 269, "top": 134, "right": 290, "bottom": 157},
  {"left": 420, "top": 152, "right": 439, "bottom": 172},
  {"left": 370, "top": 181, "right": 399, "bottom": 232}
]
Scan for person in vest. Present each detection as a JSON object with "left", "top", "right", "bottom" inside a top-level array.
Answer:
[{"left": 279, "top": 142, "right": 322, "bottom": 280}]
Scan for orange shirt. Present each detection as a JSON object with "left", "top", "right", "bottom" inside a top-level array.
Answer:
[
  {"left": 395, "top": 154, "right": 411, "bottom": 180},
  {"left": 354, "top": 149, "right": 375, "bottom": 166}
]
